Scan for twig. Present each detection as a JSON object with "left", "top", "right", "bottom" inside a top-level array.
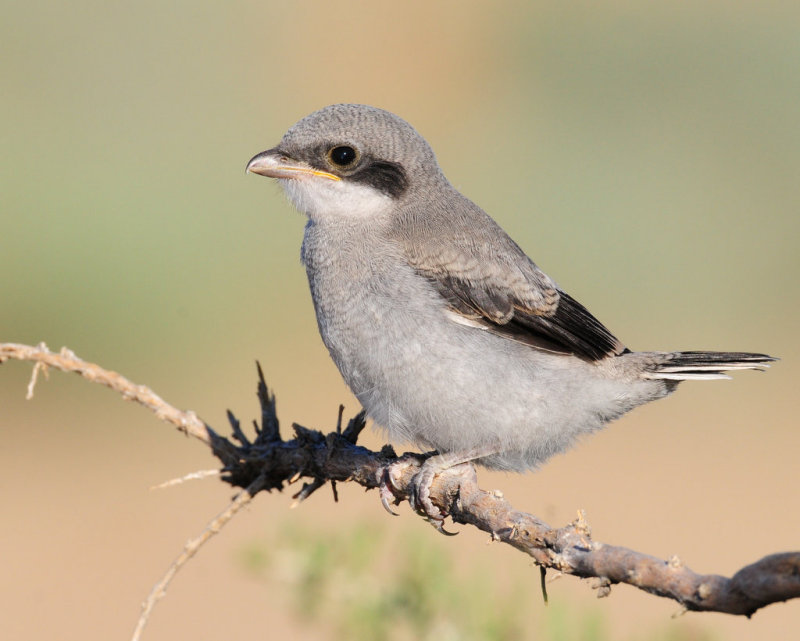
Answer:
[
  {"left": 130, "top": 475, "right": 267, "bottom": 641},
  {"left": 0, "top": 342, "right": 240, "bottom": 464},
  {"left": 150, "top": 469, "right": 221, "bottom": 490}
]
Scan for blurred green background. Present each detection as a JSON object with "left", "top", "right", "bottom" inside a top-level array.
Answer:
[{"left": 1, "top": 2, "right": 798, "bottom": 640}]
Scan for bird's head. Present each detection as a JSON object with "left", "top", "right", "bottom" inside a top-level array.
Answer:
[{"left": 246, "top": 104, "right": 444, "bottom": 221}]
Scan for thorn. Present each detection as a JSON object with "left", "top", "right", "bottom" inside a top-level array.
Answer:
[
  {"left": 342, "top": 409, "right": 367, "bottom": 444},
  {"left": 291, "top": 478, "right": 326, "bottom": 505},
  {"left": 668, "top": 554, "right": 683, "bottom": 569},
  {"left": 574, "top": 509, "right": 591, "bottom": 533},
  {"left": 226, "top": 409, "right": 249, "bottom": 445},
  {"left": 26, "top": 360, "right": 48, "bottom": 400},
  {"left": 592, "top": 577, "right": 612, "bottom": 599},
  {"left": 336, "top": 404, "right": 344, "bottom": 434},
  {"left": 255, "top": 361, "right": 280, "bottom": 442},
  {"left": 540, "top": 566, "right": 549, "bottom": 605}
]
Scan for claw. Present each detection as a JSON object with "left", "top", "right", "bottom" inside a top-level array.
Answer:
[
  {"left": 378, "top": 464, "right": 407, "bottom": 516},
  {"left": 379, "top": 471, "right": 400, "bottom": 516},
  {"left": 426, "top": 515, "right": 459, "bottom": 536},
  {"left": 380, "top": 493, "right": 399, "bottom": 516}
]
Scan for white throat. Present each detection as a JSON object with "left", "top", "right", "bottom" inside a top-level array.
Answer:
[{"left": 280, "top": 176, "right": 393, "bottom": 221}]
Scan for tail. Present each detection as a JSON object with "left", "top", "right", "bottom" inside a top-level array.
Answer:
[{"left": 644, "top": 351, "right": 777, "bottom": 381}]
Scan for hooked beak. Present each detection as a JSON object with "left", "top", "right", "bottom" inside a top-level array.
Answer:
[{"left": 246, "top": 149, "right": 341, "bottom": 181}]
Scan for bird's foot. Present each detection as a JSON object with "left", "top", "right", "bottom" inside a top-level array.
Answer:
[
  {"left": 407, "top": 459, "right": 464, "bottom": 535},
  {"left": 379, "top": 453, "right": 456, "bottom": 533},
  {"left": 380, "top": 448, "right": 495, "bottom": 534}
]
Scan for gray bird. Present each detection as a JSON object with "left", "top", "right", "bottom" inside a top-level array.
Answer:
[{"left": 247, "top": 104, "right": 775, "bottom": 524}]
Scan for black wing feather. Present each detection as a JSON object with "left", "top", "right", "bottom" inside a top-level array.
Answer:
[
  {"left": 425, "top": 274, "right": 625, "bottom": 361},
  {"left": 509, "top": 291, "right": 625, "bottom": 360}
]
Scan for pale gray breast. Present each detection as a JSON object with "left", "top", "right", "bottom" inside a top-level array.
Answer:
[{"left": 301, "top": 219, "right": 439, "bottom": 389}]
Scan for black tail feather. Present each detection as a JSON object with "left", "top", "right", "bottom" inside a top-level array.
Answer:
[{"left": 647, "top": 351, "right": 777, "bottom": 381}]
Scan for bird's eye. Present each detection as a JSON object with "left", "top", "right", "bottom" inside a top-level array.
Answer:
[{"left": 328, "top": 145, "right": 359, "bottom": 168}]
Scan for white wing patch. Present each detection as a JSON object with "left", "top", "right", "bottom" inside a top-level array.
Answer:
[{"left": 444, "top": 309, "right": 489, "bottom": 329}]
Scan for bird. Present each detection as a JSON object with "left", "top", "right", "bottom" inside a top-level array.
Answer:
[{"left": 246, "top": 103, "right": 775, "bottom": 526}]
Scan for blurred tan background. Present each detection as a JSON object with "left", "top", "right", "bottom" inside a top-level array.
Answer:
[{"left": 1, "top": 2, "right": 798, "bottom": 639}]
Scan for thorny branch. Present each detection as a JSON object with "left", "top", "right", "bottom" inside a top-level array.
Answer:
[{"left": 2, "top": 342, "right": 798, "bottom": 629}]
